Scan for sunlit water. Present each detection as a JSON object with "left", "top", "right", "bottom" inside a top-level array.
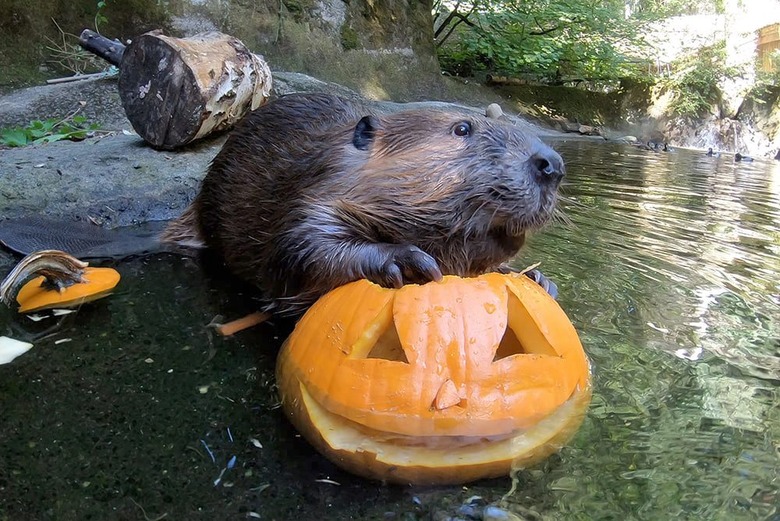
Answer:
[{"left": 1, "top": 140, "right": 778, "bottom": 520}]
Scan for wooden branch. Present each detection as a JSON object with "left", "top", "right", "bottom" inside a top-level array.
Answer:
[
  {"left": 46, "top": 71, "right": 115, "bottom": 85},
  {"left": 213, "top": 311, "right": 270, "bottom": 336},
  {"left": 529, "top": 24, "right": 564, "bottom": 36},
  {"left": 78, "top": 29, "right": 126, "bottom": 67},
  {"left": 528, "top": 16, "right": 585, "bottom": 37},
  {"left": 436, "top": 8, "right": 479, "bottom": 47},
  {"left": 434, "top": 10, "right": 460, "bottom": 39},
  {"left": 486, "top": 74, "right": 614, "bottom": 87}
]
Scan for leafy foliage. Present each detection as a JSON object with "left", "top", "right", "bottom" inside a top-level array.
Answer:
[
  {"left": 95, "top": 0, "right": 109, "bottom": 33},
  {"left": 1, "top": 115, "right": 101, "bottom": 147},
  {"left": 435, "top": 0, "right": 690, "bottom": 86},
  {"left": 624, "top": 0, "right": 724, "bottom": 17},
  {"left": 436, "top": 0, "right": 652, "bottom": 84},
  {"left": 657, "top": 41, "right": 739, "bottom": 118}
]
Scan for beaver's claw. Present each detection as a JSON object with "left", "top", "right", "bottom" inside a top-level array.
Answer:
[
  {"left": 379, "top": 245, "right": 443, "bottom": 289},
  {"left": 495, "top": 264, "right": 559, "bottom": 299},
  {"left": 524, "top": 268, "right": 559, "bottom": 299}
]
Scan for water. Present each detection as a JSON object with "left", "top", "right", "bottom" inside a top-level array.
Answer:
[
  {"left": 515, "top": 140, "right": 780, "bottom": 520},
  {"left": 1, "top": 140, "right": 778, "bottom": 520}
]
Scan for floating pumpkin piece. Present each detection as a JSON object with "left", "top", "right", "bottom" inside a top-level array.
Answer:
[
  {"left": 16, "top": 267, "right": 120, "bottom": 313},
  {"left": 276, "top": 272, "right": 591, "bottom": 485},
  {"left": 0, "top": 250, "right": 120, "bottom": 313}
]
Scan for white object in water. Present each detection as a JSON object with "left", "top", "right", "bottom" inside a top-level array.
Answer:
[{"left": 0, "top": 336, "right": 33, "bottom": 365}]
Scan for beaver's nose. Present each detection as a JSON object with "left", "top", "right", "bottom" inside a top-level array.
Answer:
[{"left": 530, "top": 149, "right": 565, "bottom": 185}]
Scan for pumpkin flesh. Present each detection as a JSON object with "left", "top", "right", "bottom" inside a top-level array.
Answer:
[{"left": 278, "top": 373, "right": 591, "bottom": 485}]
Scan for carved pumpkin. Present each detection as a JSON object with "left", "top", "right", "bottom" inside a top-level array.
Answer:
[{"left": 276, "top": 272, "right": 591, "bottom": 485}]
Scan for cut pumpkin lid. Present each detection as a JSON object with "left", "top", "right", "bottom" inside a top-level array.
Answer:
[{"left": 16, "top": 267, "right": 121, "bottom": 313}]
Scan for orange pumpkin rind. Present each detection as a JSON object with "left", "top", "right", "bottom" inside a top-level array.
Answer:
[
  {"left": 16, "top": 267, "right": 121, "bottom": 313},
  {"left": 276, "top": 273, "right": 591, "bottom": 485}
]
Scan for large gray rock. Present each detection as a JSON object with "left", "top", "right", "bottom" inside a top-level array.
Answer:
[
  {"left": 0, "top": 75, "right": 130, "bottom": 131},
  {"left": 1, "top": 132, "right": 220, "bottom": 227}
]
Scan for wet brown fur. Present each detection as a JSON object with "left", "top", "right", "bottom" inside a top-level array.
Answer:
[{"left": 162, "top": 93, "right": 564, "bottom": 314}]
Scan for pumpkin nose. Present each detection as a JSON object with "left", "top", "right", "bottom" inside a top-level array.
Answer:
[{"left": 433, "top": 379, "right": 463, "bottom": 410}]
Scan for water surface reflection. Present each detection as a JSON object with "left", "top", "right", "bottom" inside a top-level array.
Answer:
[{"left": 514, "top": 139, "right": 779, "bottom": 519}]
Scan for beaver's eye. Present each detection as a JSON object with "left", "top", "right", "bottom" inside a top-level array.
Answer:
[{"left": 453, "top": 121, "right": 472, "bottom": 137}]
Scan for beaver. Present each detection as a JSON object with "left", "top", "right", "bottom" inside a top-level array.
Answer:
[{"left": 162, "top": 92, "right": 565, "bottom": 315}]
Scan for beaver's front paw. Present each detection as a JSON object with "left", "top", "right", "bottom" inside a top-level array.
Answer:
[
  {"left": 524, "top": 268, "right": 559, "bottom": 299},
  {"left": 376, "top": 245, "right": 443, "bottom": 289}
]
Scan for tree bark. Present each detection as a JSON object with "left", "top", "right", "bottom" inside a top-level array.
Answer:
[
  {"left": 117, "top": 31, "right": 272, "bottom": 149},
  {"left": 79, "top": 29, "right": 126, "bottom": 67},
  {"left": 79, "top": 30, "right": 272, "bottom": 150}
]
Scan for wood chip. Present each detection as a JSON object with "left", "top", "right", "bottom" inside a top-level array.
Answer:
[{"left": 214, "top": 311, "right": 270, "bottom": 336}]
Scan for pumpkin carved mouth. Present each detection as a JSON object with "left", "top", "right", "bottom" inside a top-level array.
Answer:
[
  {"left": 276, "top": 273, "right": 591, "bottom": 485},
  {"left": 290, "top": 378, "right": 591, "bottom": 485}
]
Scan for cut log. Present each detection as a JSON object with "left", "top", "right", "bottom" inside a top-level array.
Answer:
[
  {"left": 79, "top": 30, "right": 272, "bottom": 150},
  {"left": 486, "top": 75, "right": 532, "bottom": 86},
  {"left": 118, "top": 31, "right": 272, "bottom": 149}
]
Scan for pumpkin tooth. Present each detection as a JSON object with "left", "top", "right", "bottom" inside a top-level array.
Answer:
[{"left": 433, "top": 379, "right": 462, "bottom": 410}]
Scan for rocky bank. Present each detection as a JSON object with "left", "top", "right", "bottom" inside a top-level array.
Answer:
[{"left": 0, "top": 71, "right": 558, "bottom": 233}]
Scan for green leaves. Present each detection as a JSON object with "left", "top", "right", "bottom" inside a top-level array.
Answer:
[
  {"left": 437, "top": 0, "right": 657, "bottom": 84},
  {"left": 0, "top": 115, "right": 102, "bottom": 148},
  {"left": 0, "top": 129, "right": 30, "bottom": 148},
  {"left": 95, "top": 0, "right": 109, "bottom": 32},
  {"left": 658, "top": 40, "right": 737, "bottom": 118}
]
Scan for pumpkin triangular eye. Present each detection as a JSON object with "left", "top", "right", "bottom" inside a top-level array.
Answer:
[
  {"left": 494, "top": 289, "right": 558, "bottom": 362},
  {"left": 366, "top": 322, "right": 409, "bottom": 363},
  {"left": 493, "top": 322, "right": 526, "bottom": 361},
  {"left": 346, "top": 298, "right": 409, "bottom": 362}
]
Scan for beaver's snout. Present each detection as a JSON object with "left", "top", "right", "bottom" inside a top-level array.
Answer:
[{"left": 529, "top": 147, "right": 565, "bottom": 186}]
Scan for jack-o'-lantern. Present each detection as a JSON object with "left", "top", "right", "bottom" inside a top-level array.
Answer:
[{"left": 276, "top": 272, "right": 591, "bottom": 485}]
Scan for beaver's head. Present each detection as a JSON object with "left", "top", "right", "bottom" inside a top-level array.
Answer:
[{"left": 340, "top": 109, "right": 564, "bottom": 239}]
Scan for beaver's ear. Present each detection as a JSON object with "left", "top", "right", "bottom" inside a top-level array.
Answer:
[{"left": 353, "top": 116, "right": 378, "bottom": 151}]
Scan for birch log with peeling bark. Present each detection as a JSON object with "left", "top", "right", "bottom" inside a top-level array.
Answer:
[{"left": 115, "top": 31, "right": 272, "bottom": 149}]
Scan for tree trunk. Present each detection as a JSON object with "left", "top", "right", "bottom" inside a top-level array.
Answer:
[{"left": 116, "top": 31, "right": 272, "bottom": 150}]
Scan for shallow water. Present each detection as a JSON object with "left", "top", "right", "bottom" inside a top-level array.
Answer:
[{"left": 1, "top": 140, "right": 778, "bottom": 520}]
